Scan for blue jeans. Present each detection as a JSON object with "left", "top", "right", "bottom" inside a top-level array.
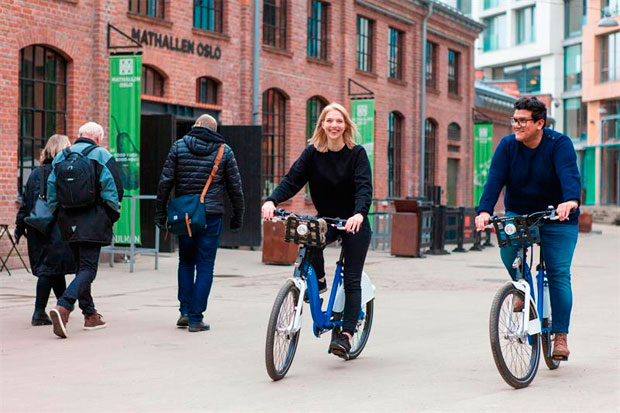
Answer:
[
  {"left": 58, "top": 243, "right": 100, "bottom": 315},
  {"left": 500, "top": 214, "right": 578, "bottom": 334},
  {"left": 177, "top": 217, "right": 222, "bottom": 325}
]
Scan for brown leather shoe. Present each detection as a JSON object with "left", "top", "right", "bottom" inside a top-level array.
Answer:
[
  {"left": 49, "top": 306, "right": 71, "bottom": 339},
  {"left": 83, "top": 312, "right": 107, "bottom": 330},
  {"left": 552, "top": 333, "right": 570, "bottom": 360}
]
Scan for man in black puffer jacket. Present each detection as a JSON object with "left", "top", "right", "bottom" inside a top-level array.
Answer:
[{"left": 155, "top": 114, "right": 244, "bottom": 332}]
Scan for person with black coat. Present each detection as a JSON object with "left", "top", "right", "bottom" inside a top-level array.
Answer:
[
  {"left": 15, "top": 134, "right": 76, "bottom": 326},
  {"left": 262, "top": 102, "right": 373, "bottom": 359},
  {"left": 156, "top": 114, "right": 245, "bottom": 332}
]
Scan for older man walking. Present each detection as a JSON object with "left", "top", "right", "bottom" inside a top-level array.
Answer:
[
  {"left": 156, "top": 114, "right": 244, "bottom": 332},
  {"left": 47, "top": 122, "right": 124, "bottom": 339}
]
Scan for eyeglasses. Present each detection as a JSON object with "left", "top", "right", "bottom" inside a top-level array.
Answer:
[{"left": 510, "top": 117, "right": 536, "bottom": 127}]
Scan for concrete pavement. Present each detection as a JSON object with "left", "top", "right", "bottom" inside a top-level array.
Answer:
[{"left": 1, "top": 225, "right": 619, "bottom": 411}]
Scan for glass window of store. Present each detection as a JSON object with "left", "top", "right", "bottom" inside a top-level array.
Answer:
[
  {"left": 388, "top": 28, "right": 403, "bottom": 80},
  {"left": 18, "top": 45, "right": 67, "bottom": 194},
  {"left": 600, "top": 31, "right": 620, "bottom": 83},
  {"left": 129, "top": 0, "right": 165, "bottom": 19},
  {"left": 356, "top": 16, "right": 374, "bottom": 72},
  {"left": 388, "top": 112, "right": 403, "bottom": 198},
  {"left": 307, "top": 1, "right": 328, "bottom": 60},
  {"left": 602, "top": 99, "right": 620, "bottom": 141},
  {"left": 483, "top": 14, "right": 506, "bottom": 51},
  {"left": 194, "top": 0, "right": 223, "bottom": 32},
  {"left": 564, "top": 44, "right": 582, "bottom": 91},
  {"left": 263, "top": 0, "right": 287, "bottom": 50},
  {"left": 563, "top": 98, "right": 587, "bottom": 141},
  {"left": 495, "top": 61, "right": 541, "bottom": 93},
  {"left": 516, "top": 6, "right": 535, "bottom": 44},
  {"left": 262, "top": 88, "right": 287, "bottom": 199}
]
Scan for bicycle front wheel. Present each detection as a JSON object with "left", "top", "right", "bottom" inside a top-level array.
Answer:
[
  {"left": 489, "top": 283, "right": 540, "bottom": 389},
  {"left": 265, "top": 280, "right": 301, "bottom": 381}
]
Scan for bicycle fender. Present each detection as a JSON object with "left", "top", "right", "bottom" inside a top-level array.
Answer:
[
  {"left": 333, "top": 271, "right": 375, "bottom": 313},
  {"left": 288, "top": 277, "right": 305, "bottom": 333},
  {"left": 509, "top": 280, "right": 541, "bottom": 335}
]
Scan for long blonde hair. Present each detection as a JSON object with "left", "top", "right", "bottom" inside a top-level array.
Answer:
[
  {"left": 308, "top": 103, "right": 359, "bottom": 153},
  {"left": 40, "top": 134, "right": 71, "bottom": 163}
]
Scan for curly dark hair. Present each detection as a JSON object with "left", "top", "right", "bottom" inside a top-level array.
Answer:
[{"left": 514, "top": 96, "right": 547, "bottom": 123}]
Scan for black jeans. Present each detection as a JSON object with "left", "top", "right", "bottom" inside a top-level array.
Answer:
[
  {"left": 35, "top": 275, "right": 66, "bottom": 312},
  {"left": 309, "top": 220, "right": 371, "bottom": 334},
  {"left": 58, "top": 243, "right": 101, "bottom": 316}
]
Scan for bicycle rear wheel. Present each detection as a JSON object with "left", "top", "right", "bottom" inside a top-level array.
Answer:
[
  {"left": 542, "top": 319, "right": 560, "bottom": 370},
  {"left": 331, "top": 299, "right": 374, "bottom": 360},
  {"left": 265, "top": 280, "right": 301, "bottom": 381},
  {"left": 489, "top": 283, "right": 540, "bottom": 389}
]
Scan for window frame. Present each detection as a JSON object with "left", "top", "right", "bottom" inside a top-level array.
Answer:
[
  {"left": 193, "top": 0, "right": 224, "bottom": 33},
  {"left": 263, "top": 0, "right": 288, "bottom": 50},
  {"left": 424, "top": 118, "right": 437, "bottom": 192},
  {"left": 564, "top": 43, "right": 582, "bottom": 91},
  {"left": 516, "top": 6, "right": 536, "bottom": 45},
  {"left": 307, "top": 0, "right": 329, "bottom": 60},
  {"left": 356, "top": 15, "right": 374, "bottom": 72},
  {"left": 388, "top": 27, "right": 403, "bottom": 80},
  {"left": 426, "top": 41, "right": 437, "bottom": 90},
  {"left": 388, "top": 112, "right": 403, "bottom": 198},
  {"left": 142, "top": 65, "right": 165, "bottom": 97},
  {"left": 262, "top": 89, "right": 287, "bottom": 199},
  {"left": 18, "top": 45, "right": 67, "bottom": 195},
  {"left": 600, "top": 31, "right": 620, "bottom": 83},
  {"left": 129, "top": 0, "right": 165, "bottom": 19},
  {"left": 447, "top": 49, "right": 460, "bottom": 95},
  {"left": 196, "top": 77, "right": 219, "bottom": 105}
]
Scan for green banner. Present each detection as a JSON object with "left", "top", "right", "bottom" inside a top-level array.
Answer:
[
  {"left": 351, "top": 99, "right": 375, "bottom": 175},
  {"left": 351, "top": 99, "right": 375, "bottom": 220},
  {"left": 109, "top": 55, "right": 142, "bottom": 244},
  {"left": 473, "top": 123, "right": 493, "bottom": 206}
]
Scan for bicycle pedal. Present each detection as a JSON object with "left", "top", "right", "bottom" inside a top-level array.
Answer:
[{"left": 553, "top": 355, "right": 568, "bottom": 361}]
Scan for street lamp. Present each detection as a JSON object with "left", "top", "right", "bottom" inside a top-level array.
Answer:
[{"left": 598, "top": 8, "right": 619, "bottom": 27}]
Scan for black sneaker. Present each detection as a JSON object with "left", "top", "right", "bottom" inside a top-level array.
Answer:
[
  {"left": 188, "top": 322, "right": 210, "bottom": 332},
  {"left": 304, "top": 278, "right": 328, "bottom": 303},
  {"left": 330, "top": 334, "right": 351, "bottom": 360},
  {"left": 31, "top": 310, "right": 52, "bottom": 326},
  {"left": 176, "top": 315, "right": 189, "bottom": 328}
]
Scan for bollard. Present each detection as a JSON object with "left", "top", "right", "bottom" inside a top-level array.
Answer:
[
  {"left": 427, "top": 205, "right": 449, "bottom": 255},
  {"left": 470, "top": 229, "right": 484, "bottom": 251},
  {"left": 483, "top": 227, "right": 494, "bottom": 247},
  {"left": 452, "top": 206, "right": 467, "bottom": 253}
]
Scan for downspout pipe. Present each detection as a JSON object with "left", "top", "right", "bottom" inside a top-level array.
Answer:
[
  {"left": 252, "top": 0, "right": 260, "bottom": 125},
  {"left": 419, "top": 1, "right": 433, "bottom": 198}
]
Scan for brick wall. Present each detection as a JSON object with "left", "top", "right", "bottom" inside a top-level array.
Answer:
[{"left": 1, "top": 0, "right": 481, "bottom": 268}]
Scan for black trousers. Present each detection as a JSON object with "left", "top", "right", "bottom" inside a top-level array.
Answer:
[
  {"left": 309, "top": 221, "right": 371, "bottom": 334},
  {"left": 58, "top": 243, "right": 101, "bottom": 315},
  {"left": 35, "top": 275, "right": 66, "bottom": 311}
]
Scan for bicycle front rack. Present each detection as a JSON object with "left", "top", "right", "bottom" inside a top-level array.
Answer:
[{"left": 284, "top": 215, "right": 328, "bottom": 247}]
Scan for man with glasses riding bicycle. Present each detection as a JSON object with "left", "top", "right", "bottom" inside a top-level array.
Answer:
[{"left": 474, "top": 97, "right": 581, "bottom": 360}]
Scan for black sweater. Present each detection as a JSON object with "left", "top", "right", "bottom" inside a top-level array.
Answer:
[{"left": 267, "top": 144, "right": 373, "bottom": 219}]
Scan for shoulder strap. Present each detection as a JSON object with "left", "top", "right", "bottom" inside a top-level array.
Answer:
[
  {"left": 200, "top": 144, "right": 226, "bottom": 203},
  {"left": 39, "top": 166, "right": 47, "bottom": 200},
  {"left": 81, "top": 144, "right": 98, "bottom": 156},
  {"left": 62, "top": 147, "right": 72, "bottom": 158}
]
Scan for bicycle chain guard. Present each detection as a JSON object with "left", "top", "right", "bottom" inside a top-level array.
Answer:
[{"left": 284, "top": 215, "right": 327, "bottom": 247}]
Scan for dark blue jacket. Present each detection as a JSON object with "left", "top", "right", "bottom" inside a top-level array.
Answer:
[{"left": 477, "top": 128, "right": 581, "bottom": 223}]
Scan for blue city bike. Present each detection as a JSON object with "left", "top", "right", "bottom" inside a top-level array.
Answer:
[
  {"left": 487, "top": 206, "right": 562, "bottom": 389},
  {"left": 265, "top": 209, "right": 375, "bottom": 381}
]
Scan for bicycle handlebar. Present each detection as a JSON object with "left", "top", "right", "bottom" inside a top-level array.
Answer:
[
  {"left": 273, "top": 208, "right": 347, "bottom": 229},
  {"left": 483, "top": 206, "right": 559, "bottom": 230}
]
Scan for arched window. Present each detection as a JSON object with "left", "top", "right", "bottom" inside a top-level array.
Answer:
[
  {"left": 262, "top": 88, "right": 287, "bottom": 198},
  {"left": 388, "top": 112, "right": 403, "bottom": 198},
  {"left": 306, "top": 96, "right": 327, "bottom": 140},
  {"left": 18, "top": 45, "right": 67, "bottom": 194},
  {"left": 448, "top": 122, "right": 461, "bottom": 141},
  {"left": 424, "top": 118, "right": 437, "bottom": 193},
  {"left": 142, "top": 65, "right": 164, "bottom": 97},
  {"left": 197, "top": 77, "right": 220, "bottom": 104}
]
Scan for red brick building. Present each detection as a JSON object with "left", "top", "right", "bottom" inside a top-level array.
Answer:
[{"left": 0, "top": 0, "right": 482, "bottom": 265}]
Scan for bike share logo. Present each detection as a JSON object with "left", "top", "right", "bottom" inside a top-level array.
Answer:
[
  {"left": 356, "top": 104, "right": 368, "bottom": 117},
  {"left": 119, "top": 58, "right": 134, "bottom": 76}
]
